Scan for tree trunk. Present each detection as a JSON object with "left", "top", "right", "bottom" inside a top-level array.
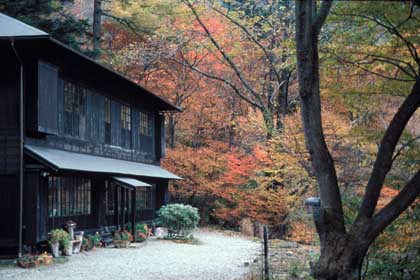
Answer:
[
  {"left": 93, "top": 0, "right": 102, "bottom": 58},
  {"left": 262, "top": 108, "right": 275, "bottom": 139},
  {"left": 312, "top": 237, "right": 368, "bottom": 280},
  {"left": 168, "top": 113, "right": 176, "bottom": 149},
  {"left": 276, "top": 69, "right": 290, "bottom": 130}
]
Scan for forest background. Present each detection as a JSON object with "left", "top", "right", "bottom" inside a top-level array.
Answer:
[{"left": 1, "top": 0, "right": 419, "bottom": 278}]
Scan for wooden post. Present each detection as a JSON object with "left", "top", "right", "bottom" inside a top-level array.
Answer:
[
  {"left": 131, "top": 189, "right": 136, "bottom": 237},
  {"left": 121, "top": 187, "right": 125, "bottom": 229},
  {"left": 114, "top": 185, "right": 119, "bottom": 230},
  {"left": 263, "top": 225, "right": 269, "bottom": 280}
]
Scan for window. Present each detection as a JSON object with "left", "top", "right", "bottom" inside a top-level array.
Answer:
[
  {"left": 135, "top": 185, "right": 156, "bottom": 210},
  {"left": 48, "top": 176, "right": 91, "bottom": 217},
  {"left": 105, "top": 180, "right": 115, "bottom": 215},
  {"left": 64, "top": 81, "right": 86, "bottom": 138},
  {"left": 104, "top": 97, "right": 111, "bottom": 144},
  {"left": 139, "top": 112, "right": 152, "bottom": 136},
  {"left": 121, "top": 105, "right": 132, "bottom": 148}
]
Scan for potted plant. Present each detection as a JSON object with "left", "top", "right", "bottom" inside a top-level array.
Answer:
[
  {"left": 48, "top": 229, "right": 69, "bottom": 257},
  {"left": 62, "top": 236, "right": 72, "bottom": 256},
  {"left": 134, "top": 223, "right": 152, "bottom": 242},
  {"left": 113, "top": 230, "right": 133, "bottom": 248},
  {"left": 17, "top": 255, "right": 40, "bottom": 269},
  {"left": 81, "top": 237, "right": 92, "bottom": 252},
  {"left": 39, "top": 252, "right": 53, "bottom": 265},
  {"left": 87, "top": 232, "right": 101, "bottom": 250}
]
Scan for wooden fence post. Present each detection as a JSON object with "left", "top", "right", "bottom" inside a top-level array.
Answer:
[{"left": 263, "top": 225, "right": 269, "bottom": 280}]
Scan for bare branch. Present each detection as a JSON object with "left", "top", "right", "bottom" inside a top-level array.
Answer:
[
  {"left": 328, "top": 51, "right": 417, "bottom": 82},
  {"left": 183, "top": 0, "right": 262, "bottom": 104},
  {"left": 174, "top": 55, "right": 263, "bottom": 109},
  {"left": 211, "top": 6, "right": 283, "bottom": 84},
  {"left": 102, "top": 12, "right": 155, "bottom": 37},
  {"left": 332, "top": 10, "right": 420, "bottom": 70},
  {"left": 392, "top": 135, "right": 420, "bottom": 162}
]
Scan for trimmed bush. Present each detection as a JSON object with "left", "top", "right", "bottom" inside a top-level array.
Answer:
[{"left": 157, "top": 204, "right": 200, "bottom": 238}]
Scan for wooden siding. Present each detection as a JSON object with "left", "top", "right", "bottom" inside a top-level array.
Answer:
[
  {"left": 0, "top": 42, "right": 21, "bottom": 256},
  {"left": 37, "top": 61, "right": 58, "bottom": 135},
  {"left": 0, "top": 43, "right": 20, "bottom": 175}
]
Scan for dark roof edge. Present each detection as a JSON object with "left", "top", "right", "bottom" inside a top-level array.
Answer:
[
  {"left": 49, "top": 38, "right": 182, "bottom": 112},
  {"left": 8, "top": 35, "right": 182, "bottom": 112},
  {"left": 0, "top": 35, "right": 49, "bottom": 40}
]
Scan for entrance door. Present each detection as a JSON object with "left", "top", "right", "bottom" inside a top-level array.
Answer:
[
  {"left": 104, "top": 181, "right": 131, "bottom": 229},
  {"left": 0, "top": 175, "right": 19, "bottom": 257}
]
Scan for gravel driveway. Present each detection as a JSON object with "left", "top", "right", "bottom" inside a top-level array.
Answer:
[{"left": 0, "top": 229, "right": 260, "bottom": 280}]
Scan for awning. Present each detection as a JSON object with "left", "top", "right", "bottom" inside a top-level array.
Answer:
[
  {"left": 112, "top": 177, "right": 152, "bottom": 189},
  {"left": 25, "top": 144, "right": 181, "bottom": 180}
]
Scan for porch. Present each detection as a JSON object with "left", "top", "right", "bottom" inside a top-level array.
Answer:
[{"left": 21, "top": 145, "right": 180, "bottom": 247}]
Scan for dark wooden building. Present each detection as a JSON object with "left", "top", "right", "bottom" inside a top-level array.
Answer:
[{"left": 0, "top": 13, "right": 181, "bottom": 258}]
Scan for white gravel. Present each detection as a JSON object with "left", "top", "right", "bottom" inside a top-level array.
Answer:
[{"left": 0, "top": 229, "right": 260, "bottom": 280}]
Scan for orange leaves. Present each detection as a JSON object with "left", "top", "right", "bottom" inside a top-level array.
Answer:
[{"left": 222, "top": 152, "right": 256, "bottom": 185}]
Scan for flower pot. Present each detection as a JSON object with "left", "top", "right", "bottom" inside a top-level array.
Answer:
[
  {"left": 154, "top": 227, "right": 166, "bottom": 238},
  {"left": 113, "top": 240, "right": 130, "bottom": 248},
  {"left": 63, "top": 243, "right": 73, "bottom": 256},
  {"left": 18, "top": 260, "right": 40, "bottom": 269},
  {"left": 73, "top": 232, "right": 84, "bottom": 254},
  {"left": 50, "top": 242, "right": 60, "bottom": 258},
  {"left": 42, "top": 255, "right": 53, "bottom": 265}
]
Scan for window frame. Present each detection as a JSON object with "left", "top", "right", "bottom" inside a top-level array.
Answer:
[
  {"left": 120, "top": 104, "right": 132, "bottom": 149},
  {"left": 139, "top": 111, "right": 152, "bottom": 137},
  {"left": 104, "top": 97, "right": 112, "bottom": 144},
  {"left": 63, "top": 80, "right": 87, "bottom": 139},
  {"left": 135, "top": 185, "right": 156, "bottom": 211},
  {"left": 48, "top": 176, "right": 91, "bottom": 217}
]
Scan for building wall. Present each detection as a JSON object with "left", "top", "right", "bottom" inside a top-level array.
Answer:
[
  {"left": 0, "top": 42, "right": 21, "bottom": 256},
  {"left": 24, "top": 57, "right": 164, "bottom": 165}
]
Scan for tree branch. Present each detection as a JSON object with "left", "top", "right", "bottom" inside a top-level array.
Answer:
[
  {"left": 328, "top": 51, "right": 417, "bottom": 82},
  {"left": 357, "top": 79, "right": 420, "bottom": 220},
  {"left": 313, "top": 0, "right": 333, "bottom": 35},
  {"left": 369, "top": 169, "right": 420, "bottom": 239},
  {"left": 392, "top": 135, "right": 420, "bottom": 162},
  {"left": 174, "top": 55, "right": 263, "bottom": 109},
  {"left": 211, "top": 6, "right": 283, "bottom": 84},
  {"left": 183, "top": 0, "right": 262, "bottom": 104},
  {"left": 102, "top": 12, "right": 155, "bottom": 37}
]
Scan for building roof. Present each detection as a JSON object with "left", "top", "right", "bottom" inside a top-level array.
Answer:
[
  {"left": 0, "top": 13, "right": 48, "bottom": 38},
  {"left": 112, "top": 177, "right": 152, "bottom": 189},
  {"left": 0, "top": 12, "right": 181, "bottom": 112},
  {"left": 25, "top": 144, "right": 182, "bottom": 180}
]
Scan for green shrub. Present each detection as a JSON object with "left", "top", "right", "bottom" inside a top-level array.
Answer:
[
  {"left": 86, "top": 232, "right": 101, "bottom": 248},
  {"left": 48, "top": 229, "right": 69, "bottom": 248},
  {"left": 157, "top": 204, "right": 200, "bottom": 238}
]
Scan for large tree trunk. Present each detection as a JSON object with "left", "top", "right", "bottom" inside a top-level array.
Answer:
[
  {"left": 295, "top": 1, "right": 420, "bottom": 279},
  {"left": 312, "top": 237, "right": 368, "bottom": 280},
  {"left": 93, "top": 0, "right": 102, "bottom": 58}
]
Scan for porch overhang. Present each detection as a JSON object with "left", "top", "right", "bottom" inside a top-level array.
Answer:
[
  {"left": 24, "top": 144, "right": 181, "bottom": 180},
  {"left": 112, "top": 177, "right": 152, "bottom": 189}
]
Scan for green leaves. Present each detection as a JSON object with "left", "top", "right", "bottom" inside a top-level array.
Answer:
[{"left": 157, "top": 203, "right": 200, "bottom": 238}]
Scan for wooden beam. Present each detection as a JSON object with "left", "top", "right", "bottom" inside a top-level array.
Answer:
[
  {"left": 131, "top": 189, "right": 136, "bottom": 237},
  {"left": 114, "top": 184, "right": 119, "bottom": 229}
]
